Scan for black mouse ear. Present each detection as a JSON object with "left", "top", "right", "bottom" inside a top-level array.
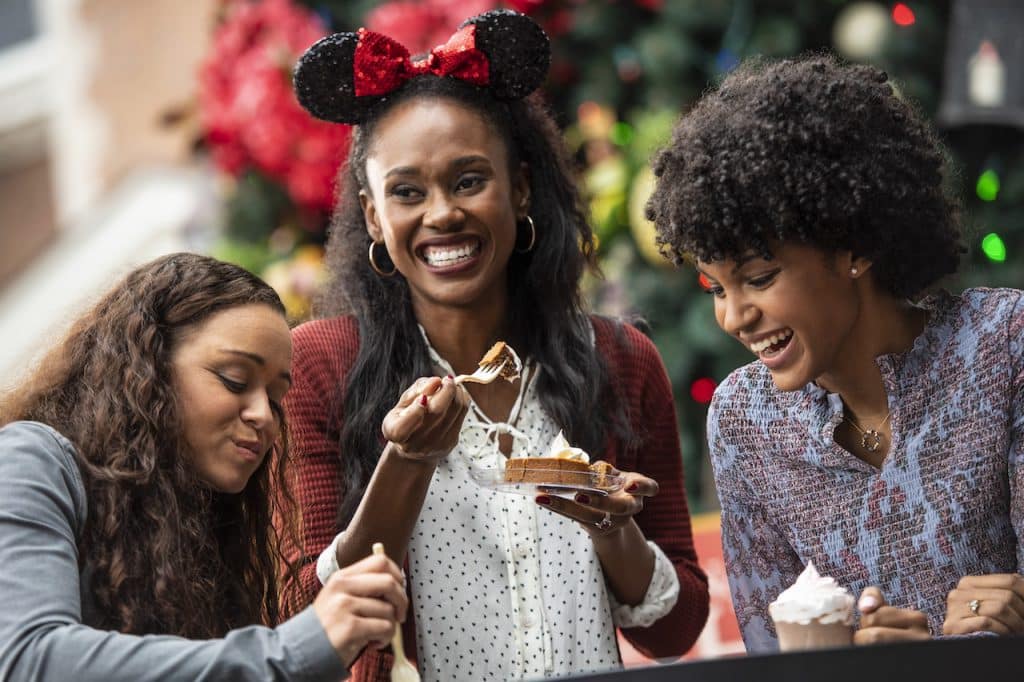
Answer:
[
  {"left": 293, "top": 32, "right": 369, "bottom": 124},
  {"left": 462, "top": 9, "right": 550, "bottom": 100}
]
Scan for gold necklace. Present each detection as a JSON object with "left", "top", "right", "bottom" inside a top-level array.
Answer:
[{"left": 845, "top": 411, "right": 891, "bottom": 452}]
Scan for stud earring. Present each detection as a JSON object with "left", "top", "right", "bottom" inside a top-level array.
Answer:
[{"left": 851, "top": 266, "right": 859, "bottom": 276}]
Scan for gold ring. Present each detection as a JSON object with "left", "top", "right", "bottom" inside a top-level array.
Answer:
[{"left": 968, "top": 599, "right": 981, "bottom": 616}]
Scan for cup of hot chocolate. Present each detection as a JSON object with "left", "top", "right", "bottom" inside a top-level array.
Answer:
[{"left": 768, "top": 562, "right": 854, "bottom": 651}]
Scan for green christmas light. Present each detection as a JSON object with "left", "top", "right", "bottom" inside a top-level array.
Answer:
[
  {"left": 610, "top": 122, "right": 634, "bottom": 146},
  {"left": 981, "top": 233, "right": 1007, "bottom": 262},
  {"left": 976, "top": 170, "right": 1000, "bottom": 201}
]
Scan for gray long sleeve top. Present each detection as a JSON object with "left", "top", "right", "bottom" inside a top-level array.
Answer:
[{"left": 0, "top": 420, "right": 349, "bottom": 681}]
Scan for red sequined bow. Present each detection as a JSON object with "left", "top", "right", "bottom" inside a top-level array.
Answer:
[{"left": 353, "top": 25, "right": 490, "bottom": 98}]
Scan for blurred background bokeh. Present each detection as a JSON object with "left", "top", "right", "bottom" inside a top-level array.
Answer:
[{"left": 1, "top": 0, "right": 1022, "bottom": 515}]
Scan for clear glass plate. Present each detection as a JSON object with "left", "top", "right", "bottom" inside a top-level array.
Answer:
[{"left": 466, "top": 463, "right": 625, "bottom": 498}]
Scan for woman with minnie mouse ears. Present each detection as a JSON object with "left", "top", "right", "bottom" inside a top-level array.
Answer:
[{"left": 280, "top": 9, "right": 709, "bottom": 681}]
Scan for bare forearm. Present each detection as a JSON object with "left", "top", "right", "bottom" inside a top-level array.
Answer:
[
  {"left": 593, "top": 519, "right": 656, "bottom": 605},
  {"left": 335, "top": 442, "right": 437, "bottom": 567}
]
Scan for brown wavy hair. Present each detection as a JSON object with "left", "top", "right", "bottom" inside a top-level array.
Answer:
[{"left": 0, "top": 253, "right": 299, "bottom": 638}]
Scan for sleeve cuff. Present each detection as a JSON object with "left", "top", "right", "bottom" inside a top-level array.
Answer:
[
  {"left": 316, "top": 531, "right": 346, "bottom": 585},
  {"left": 276, "top": 605, "right": 349, "bottom": 681},
  {"left": 608, "top": 540, "right": 680, "bottom": 628}
]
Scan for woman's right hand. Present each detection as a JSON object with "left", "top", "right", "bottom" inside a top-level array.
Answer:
[
  {"left": 854, "top": 586, "right": 930, "bottom": 645},
  {"left": 382, "top": 376, "right": 468, "bottom": 463},
  {"left": 312, "top": 553, "right": 408, "bottom": 668}
]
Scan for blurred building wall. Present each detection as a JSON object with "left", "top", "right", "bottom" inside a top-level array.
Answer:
[{"left": 0, "top": 0, "right": 218, "bottom": 387}]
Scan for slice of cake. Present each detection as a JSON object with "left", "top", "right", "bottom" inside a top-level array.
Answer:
[
  {"left": 480, "top": 341, "right": 523, "bottom": 382},
  {"left": 504, "top": 430, "right": 598, "bottom": 487},
  {"left": 588, "top": 460, "right": 615, "bottom": 489}
]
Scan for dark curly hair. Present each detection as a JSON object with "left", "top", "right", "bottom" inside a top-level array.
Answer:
[
  {"left": 318, "top": 75, "right": 631, "bottom": 526},
  {"left": 646, "top": 53, "right": 965, "bottom": 299},
  {"left": 0, "top": 253, "right": 299, "bottom": 637}
]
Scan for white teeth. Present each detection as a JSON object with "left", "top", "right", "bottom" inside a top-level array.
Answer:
[
  {"left": 750, "top": 329, "right": 793, "bottom": 353},
  {"left": 422, "top": 242, "right": 480, "bottom": 267}
]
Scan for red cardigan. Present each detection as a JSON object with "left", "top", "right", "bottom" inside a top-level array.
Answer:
[{"left": 280, "top": 315, "right": 709, "bottom": 681}]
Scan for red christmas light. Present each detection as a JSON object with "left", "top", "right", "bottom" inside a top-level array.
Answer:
[
  {"left": 892, "top": 3, "right": 916, "bottom": 26},
  {"left": 690, "top": 377, "right": 717, "bottom": 404}
]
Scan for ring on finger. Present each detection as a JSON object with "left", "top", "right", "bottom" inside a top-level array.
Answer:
[
  {"left": 595, "top": 511, "right": 613, "bottom": 530},
  {"left": 968, "top": 599, "right": 981, "bottom": 616}
]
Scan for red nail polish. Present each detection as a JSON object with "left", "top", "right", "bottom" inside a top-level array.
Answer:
[
  {"left": 446, "top": 374, "right": 454, "bottom": 380},
  {"left": 420, "top": 395, "right": 428, "bottom": 406},
  {"left": 535, "top": 495, "right": 551, "bottom": 505},
  {"left": 626, "top": 483, "right": 639, "bottom": 493},
  {"left": 575, "top": 493, "right": 591, "bottom": 504}
]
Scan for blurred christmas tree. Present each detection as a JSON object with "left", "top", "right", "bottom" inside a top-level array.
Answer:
[{"left": 198, "top": 0, "right": 1023, "bottom": 511}]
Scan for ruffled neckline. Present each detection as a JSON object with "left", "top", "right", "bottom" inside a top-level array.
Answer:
[{"left": 788, "top": 290, "right": 961, "bottom": 458}]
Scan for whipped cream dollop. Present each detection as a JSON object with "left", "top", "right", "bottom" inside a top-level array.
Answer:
[
  {"left": 547, "top": 430, "right": 590, "bottom": 463},
  {"left": 768, "top": 562, "right": 854, "bottom": 625}
]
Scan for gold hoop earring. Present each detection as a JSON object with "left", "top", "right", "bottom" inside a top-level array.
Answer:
[
  {"left": 515, "top": 215, "right": 536, "bottom": 254},
  {"left": 368, "top": 241, "right": 396, "bottom": 277}
]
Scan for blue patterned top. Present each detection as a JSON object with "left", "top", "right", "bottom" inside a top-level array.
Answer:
[{"left": 707, "top": 288, "right": 1024, "bottom": 652}]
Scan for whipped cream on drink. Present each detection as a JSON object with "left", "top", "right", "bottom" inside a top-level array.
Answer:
[
  {"left": 769, "top": 562, "right": 854, "bottom": 626},
  {"left": 769, "top": 562, "right": 854, "bottom": 651}
]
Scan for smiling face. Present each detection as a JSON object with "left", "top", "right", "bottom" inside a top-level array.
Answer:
[
  {"left": 359, "top": 97, "right": 529, "bottom": 317},
  {"left": 170, "top": 303, "right": 292, "bottom": 494},
  {"left": 698, "top": 243, "right": 864, "bottom": 391}
]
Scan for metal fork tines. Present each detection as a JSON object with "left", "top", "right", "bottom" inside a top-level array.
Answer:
[
  {"left": 453, "top": 342, "right": 522, "bottom": 385},
  {"left": 453, "top": 362, "right": 505, "bottom": 385}
]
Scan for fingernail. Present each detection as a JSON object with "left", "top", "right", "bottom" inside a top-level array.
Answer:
[
  {"left": 859, "top": 594, "right": 879, "bottom": 610},
  {"left": 420, "top": 395, "right": 428, "bottom": 407},
  {"left": 446, "top": 374, "right": 454, "bottom": 380},
  {"left": 575, "top": 493, "right": 591, "bottom": 504},
  {"left": 535, "top": 495, "right": 551, "bottom": 505},
  {"left": 626, "top": 483, "right": 639, "bottom": 493}
]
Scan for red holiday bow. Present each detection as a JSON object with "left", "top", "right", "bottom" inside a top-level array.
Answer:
[{"left": 352, "top": 24, "right": 490, "bottom": 98}]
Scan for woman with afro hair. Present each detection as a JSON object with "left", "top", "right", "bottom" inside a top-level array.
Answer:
[{"left": 647, "top": 54, "right": 1024, "bottom": 652}]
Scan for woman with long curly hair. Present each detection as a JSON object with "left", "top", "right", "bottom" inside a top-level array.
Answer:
[
  {"left": 280, "top": 9, "right": 708, "bottom": 682},
  {"left": 0, "top": 252, "right": 407, "bottom": 680},
  {"left": 647, "top": 54, "right": 1024, "bottom": 651}
]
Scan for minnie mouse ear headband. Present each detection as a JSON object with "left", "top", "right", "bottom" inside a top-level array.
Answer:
[{"left": 294, "top": 9, "right": 550, "bottom": 125}]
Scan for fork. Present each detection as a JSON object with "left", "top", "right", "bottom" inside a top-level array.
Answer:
[
  {"left": 453, "top": 363, "right": 506, "bottom": 385},
  {"left": 453, "top": 342, "right": 522, "bottom": 385},
  {"left": 371, "top": 543, "right": 421, "bottom": 682}
]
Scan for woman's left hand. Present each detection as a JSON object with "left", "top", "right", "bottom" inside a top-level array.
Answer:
[
  {"left": 943, "top": 574, "right": 1024, "bottom": 636},
  {"left": 535, "top": 465, "right": 659, "bottom": 537}
]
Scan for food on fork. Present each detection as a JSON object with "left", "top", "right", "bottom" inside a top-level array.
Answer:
[
  {"left": 480, "top": 341, "right": 522, "bottom": 381},
  {"left": 504, "top": 430, "right": 612, "bottom": 487},
  {"left": 454, "top": 341, "right": 523, "bottom": 385}
]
